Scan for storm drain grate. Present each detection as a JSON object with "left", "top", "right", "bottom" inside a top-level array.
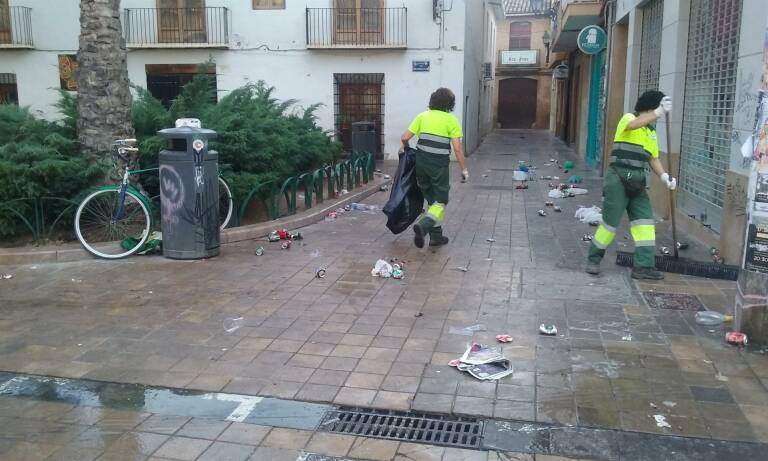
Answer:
[
  {"left": 319, "top": 407, "right": 483, "bottom": 449},
  {"left": 643, "top": 292, "right": 705, "bottom": 311}
]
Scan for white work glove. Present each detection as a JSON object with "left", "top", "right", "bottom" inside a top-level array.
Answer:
[
  {"left": 654, "top": 96, "right": 672, "bottom": 118},
  {"left": 660, "top": 172, "right": 677, "bottom": 190},
  {"left": 461, "top": 168, "right": 469, "bottom": 183}
]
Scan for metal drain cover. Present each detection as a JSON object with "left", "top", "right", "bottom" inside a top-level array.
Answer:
[
  {"left": 643, "top": 292, "right": 705, "bottom": 311},
  {"left": 319, "top": 407, "right": 483, "bottom": 449}
]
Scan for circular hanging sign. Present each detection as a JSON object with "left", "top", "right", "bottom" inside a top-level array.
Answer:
[{"left": 577, "top": 25, "right": 607, "bottom": 55}]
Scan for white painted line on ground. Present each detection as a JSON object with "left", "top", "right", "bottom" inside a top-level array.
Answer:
[{"left": 201, "top": 392, "right": 264, "bottom": 422}]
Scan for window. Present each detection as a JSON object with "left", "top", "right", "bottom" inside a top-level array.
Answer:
[
  {"left": 253, "top": 0, "right": 285, "bottom": 9},
  {"left": 0, "top": 73, "right": 18, "bottom": 105},
  {"left": 333, "top": 73, "right": 384, "bottom": 155},
  {"left": 334, "top": 0, "right": 383, "bottom": 45},
  {"left": 0, "top": 0, "right": 11, "bottom": 44},
  {"left": 146, "top": 64, "right": 217, "bottom": 108},
  {"left": 509, "top": 21, "right": 531, "bottom": 49},
  {"left": 157, "top": 0, "right": 207, "bottom": 43}
]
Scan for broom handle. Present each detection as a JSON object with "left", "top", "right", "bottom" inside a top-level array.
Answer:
[{"left": 664, "top": 112, "right": 679, "bottom": 259}]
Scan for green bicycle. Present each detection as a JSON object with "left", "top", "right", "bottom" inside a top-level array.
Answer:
[{"left": 74, "top": 139, "right": 233, "bottom": 259}]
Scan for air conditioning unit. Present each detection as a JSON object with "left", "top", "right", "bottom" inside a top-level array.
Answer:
[{"left": 482, "top": 62, "right": 493, "bottom": 80}]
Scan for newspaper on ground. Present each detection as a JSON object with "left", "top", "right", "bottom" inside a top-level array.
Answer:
[{"left": 452, "top": 343, "right": 514, "bottom": 381}]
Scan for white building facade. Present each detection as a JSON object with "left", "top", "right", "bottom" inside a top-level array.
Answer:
[{"left": 0, "top": 0, "right": 502, "bottom": 158}]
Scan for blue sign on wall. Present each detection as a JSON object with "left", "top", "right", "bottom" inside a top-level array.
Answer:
[{"left": 412, "top": 60, "right": 430, "bottom": 72}]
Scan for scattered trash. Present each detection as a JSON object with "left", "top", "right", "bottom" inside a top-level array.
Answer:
[
  {"left": 281, "top": 241, "right": 292, "bottom": 250},
  {"left": 486, "top": 238, "right": 496, "bottom": 243},
  {"left": 563, "top": 160, "right": 574, "bottom": 170},
  {"left": 539, "top": 324, "right": 558, "bottom": 336},
  {"left": 496, "top": 334, "right": 513, "bottom": 343},
  {"left": 482, "top": 174, "right": 489, "bottom": 178},
  {"left": 1, "top": 274, "right": 13, "bottom": 280},
  {"left": 545, "top": 201, "right": 554, "bottom": 207},
  {"left": 569, "top": 187, "right": 588, "bottom": 195},
  {"left": 371, "top": 259, "right": 394, "bottom": 278},
  {"left": 515, "top": 184, "right": 529, "bottom": 190},
  {"left": 449, "top": 324, "right": 487, "bottom": 336},
  {"left": 582, "top": 235, "right": 593, "bottom": 242},
  {"left": 676, "top": 242, "right": 689, "bottom": 250},
  {"left": 291, "top": 232, "right": 303, "bottom": 240},
  {"left": 392, "top": 264, "right": 404, "bottom": 279},
  {"left": 350, "top": 203, "right": 378, "bottom": 212},
  {"left": 513, "top": 171, "right": 528, "bottom": 181},
  {"left": 567, "top": 175, "right": 583, "bottom": 184},
  {"left": 542, "top": 175, "right": 553, "bottom": 180},
  {"left": 660, "top": 247, "right": 671, "bottom": 255},
  {"left": 452, "top": 342, "right": 514, "bottom": 380},
  {"left": 254, "top": 246, "right": 264, "bottom": 256},
  {"left": 726, "top": 331, "right": 748, "bottom": 346},
  {"left": 414, "top": 312, "right": 424, "bottom": 318},
  {"left": 71, "top": 278, "right": 82, "bottom": 283},
  {"left": 653, "top": 415, "right": 671, "bottom": 429},
  {"left": 538, "top": 210, "right": 547, "bottom": 217},
  {"left": 553, "top": 206, "right": 562, "bottom": 212},
  {"left": 454, "top": 266, "right": 469, "bottom": 272},
  {"left": 621, "top": 334, "right": 633, "bottom": 341},
  {"left": 223, "top": 317, "right": 243, "bottom": 333},
  {"left": 548, "top": 189, "right": 566, "bottom": 199},
  {"left": 268, "top": 231, "right": 281, "bottom": 242},
  {"left": 383, "top": 174, "right": 391, "bottom": 180},
  {"left": 694, "top": 311, "right": 733, "bottom": 326},
  {"left": 380, "top": 185, "right": 389, "bottom": 192},
  {"left": 339, "top": 189, "right": 349, "bottom": 195},
  {"left": 715, "top": 372, "right": 729, "bottom": 382},
  {"left": 662, "top": 401, "right": 677, "bottom": 408},
  {"left": 650, "top": 403, "right": 658, "bottom": 409},
  {"left": 315, "top": 267, "right": 327, "bottom": 278},
  {"left": 575, "top": 206, "right": 602, "bottom": 224}
]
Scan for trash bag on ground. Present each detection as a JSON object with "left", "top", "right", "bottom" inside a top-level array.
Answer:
[
  {"left": 383, "top": 147, "right": 424, "bottom": 234},
  {"left": 575, "top": 206, "right": 602, "bottom": 224}
]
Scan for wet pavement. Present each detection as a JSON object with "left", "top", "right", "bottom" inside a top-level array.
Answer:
[{"left": 2, "top": 129, "right": 768, "bottom": 458}]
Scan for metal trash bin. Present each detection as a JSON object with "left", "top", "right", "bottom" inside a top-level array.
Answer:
[
  {"left": 157, "top": 125, "right": 220, "bottom": 259},
  {"left": 352, "top": 121, "right": 378, "bottom": 158}
]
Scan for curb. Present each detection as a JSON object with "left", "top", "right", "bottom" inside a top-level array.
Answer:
[{"left": 0, "top": 178, "right": 390, "bottom": 266}]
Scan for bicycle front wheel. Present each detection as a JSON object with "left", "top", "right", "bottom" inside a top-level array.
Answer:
[
  {"left": 218, "top": 177, "right": 233, "bottom": 230},
  {"left": 75, "top": 188, "right": 151, "bottom": 259}
]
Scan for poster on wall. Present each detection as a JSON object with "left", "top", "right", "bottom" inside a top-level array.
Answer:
[
  {"left": 58, "top": 55, "right": 78, "bottom": 91},
  {"left": 745, "top": 222, "right": 768, "bottom": 274}
]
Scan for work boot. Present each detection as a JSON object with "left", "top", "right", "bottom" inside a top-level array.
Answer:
[
  {"left": 413, "top": 223, "right": 426, "bottom": 248},
  {"left": 631, "top": 267, "right": 664, "bottom": 280},
  {"left": 428, "top": 227, "right": 449, "bottom": 247},
  {"left": 585, "top": 262, "right": 600, "bottom": 275}
]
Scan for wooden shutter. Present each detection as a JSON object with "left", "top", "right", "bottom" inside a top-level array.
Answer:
[
  {"left": 0, "top": 0, "right": 11, "bottom": 44},
  {"left": 509, "top": 21, "right": 531, "bottom": 49}
]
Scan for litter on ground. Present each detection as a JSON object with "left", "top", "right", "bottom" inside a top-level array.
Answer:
[
  {"left": 449, "top": 324, "right": 487, "bottom": 336},
  {"left": 575, "top": 206, "right": 602, "bottom": 224},
  {"left": 450, "top": 342, "right": 514, "bottom": 381},
  {"left": 653, "top": 414, "right": 671, "bottom": 429},
  {"left": 496, "top": 334, "right": 513, "bottom": 343},
  {"left": 371, "top": 259, "right": 394, "bottom": 278},
  {"left": 539, "top": 324, "right": 558, "bottom": 336}
]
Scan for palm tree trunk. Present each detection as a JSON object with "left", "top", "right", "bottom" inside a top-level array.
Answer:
[{"left": 76, "top": 0, "right": 135, "bottom": 174}]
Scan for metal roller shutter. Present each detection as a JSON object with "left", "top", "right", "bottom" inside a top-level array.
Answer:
[
  {"left": 637, "top": 0, "right": 663, "bottom": 96},
  {"left": 679, "top": 0, "right": 742, "bottom": 232}
]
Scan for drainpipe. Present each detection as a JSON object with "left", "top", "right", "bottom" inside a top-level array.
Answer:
[{"left": 600, "top": 0, "right": 616, "bottom": 178}]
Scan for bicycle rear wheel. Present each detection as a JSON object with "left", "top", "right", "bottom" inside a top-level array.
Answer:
[
  {"left": 218, "top": 177, "right": 233, "bottom": 230},
  {"left": 75, "top": 188, "right": 151, "bottom": 259}
]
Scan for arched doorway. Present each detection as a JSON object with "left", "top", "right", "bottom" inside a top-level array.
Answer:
[{"left": 498, "top": 78, "right": 537, "bottom": 129}]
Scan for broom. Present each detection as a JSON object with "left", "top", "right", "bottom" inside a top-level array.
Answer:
[{"left": 615, "top": 113, "right": 739, "bottom": 281}]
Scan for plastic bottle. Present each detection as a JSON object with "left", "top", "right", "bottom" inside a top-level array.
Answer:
[{"left": 694, "top": 311, "right": 733, "bottom": 326}]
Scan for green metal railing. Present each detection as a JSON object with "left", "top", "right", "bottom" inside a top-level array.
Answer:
[{"left": 0, "top": 152, "right": 376, "bottom": 244}]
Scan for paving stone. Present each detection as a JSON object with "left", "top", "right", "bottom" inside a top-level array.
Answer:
[
  {"left": 305, "top": 432, "right": 356, "bottom": 456},
  {"left": 153, "top": 436, "right": 212, "bottom": 460},
  {"left": 348, "top": 437, "right": 400, "bottom": 460},
  {"left": 136, "top": 414, "right": 191, "bottom": 435},
  {"left": 217, "top": 423, "right": 271, "bottom": 445},
  {"left": 177, "top": 418, "right": 231, "bottom": 440},
  {"left": 261, "top": 428, "right": 313, "bottom": 449},
  {"left": 197, "top": 441, "right": 255, "bottom": 461}
]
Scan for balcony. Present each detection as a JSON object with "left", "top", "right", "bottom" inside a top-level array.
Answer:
[
  {"left": 306, "top": 7, "right": 407, "bottom": 49},
  {"left": 0, "top": 7, "right": 34, "bottom": 49},
  {"left": 551, "top": 0, "right": 602, "bottom": 52},
  {"left": 123, "top": 7, "right": 229, "bottom": 48}
]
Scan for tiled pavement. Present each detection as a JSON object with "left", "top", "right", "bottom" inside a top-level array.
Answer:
[{"left": 1, "top": 130, "right": 768, "bottom": 452}]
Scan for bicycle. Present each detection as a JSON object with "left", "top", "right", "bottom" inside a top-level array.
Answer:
[{"left": 74, "top": 139, "right": 234, "bottom": 259}]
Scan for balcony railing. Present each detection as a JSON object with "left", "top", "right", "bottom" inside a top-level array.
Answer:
[
  {"left": 123, "top": 7, "right": 229, "bottom": 48},
  {"left": 306, "top": 7, "right": 407, "bottom": 49},
  {"left": 0, "top": 7, "right": 34, "bottom": 48}
]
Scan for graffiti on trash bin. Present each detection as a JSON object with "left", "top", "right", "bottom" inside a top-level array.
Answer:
[{"left": 160, "top": 164, "right": 185, "bottom": 227}]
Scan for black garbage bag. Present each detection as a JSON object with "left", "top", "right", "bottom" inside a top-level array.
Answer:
[{"left": 383, "top": 147, "right": 424, "bottom": 234}]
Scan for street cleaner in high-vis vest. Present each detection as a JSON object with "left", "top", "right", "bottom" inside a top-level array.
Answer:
[
  {"left": 586, "top": 90, "right": 676, "bottom": 280},
  {"left": 400, "top": 88, "right": 468, "bottom": 248}
]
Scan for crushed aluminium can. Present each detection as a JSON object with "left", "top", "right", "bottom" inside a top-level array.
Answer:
[
  {"left": 538, "top": 210, "right": 547, "bottom": 216},
  {"left": 539, "top": 324, "right": 558, "bottom": 336},
  {"left": 660, "top": 247, "right": 671, "bottom": 255},
  {"left": 290, "top": 232, "right": 303, "bottom": 241},
  {"left": 726, "top": 331, "right": 748, "bottom": 346},
  {"left": 392, "top": 269, "right": 404, "bottom": 279},
  {"left": 316, "top": 267, "right": 326, "bottom": 278},
  {"left": 553, "top": 206, "right": 562, "bottom": 212},
  {"left": 254, "top": 246, "right": 264, "bottom": 256},
  {"left": 277, "top": 229, "right": 290, "bottom": 240},
  {"left": 582, "top": 235, "right": 593, "bottom": 242},
  {"left": 268, "top": 231, "right": 280, "bottom": 242},
  {"left": 281, "top": 241, "right": 291, "bottom": 250},
  {"left": 676, "top": 242, "right": 689, "bottom": 250}
]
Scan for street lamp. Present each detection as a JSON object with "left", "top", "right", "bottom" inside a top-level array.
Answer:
[{"left": 542, "top": 30, "right": 551, "bottom": 65}]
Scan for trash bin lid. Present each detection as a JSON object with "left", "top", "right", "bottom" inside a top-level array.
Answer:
[{"left": 158, "top": 126, "right": 217, "bottom": 139}]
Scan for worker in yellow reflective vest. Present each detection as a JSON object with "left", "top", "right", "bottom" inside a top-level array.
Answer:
[
  {"left": 400, "top": 88, "right": 468, "bottom": 248},
  {"left": 586, "top": 90, "right": 677, "bottom": 280}
]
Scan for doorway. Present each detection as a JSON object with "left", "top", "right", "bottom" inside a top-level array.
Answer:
[
  {"left": 333, "top": 73, "right": 384, "bottom": 157},
  {"left": 333, "top": 0, "right": 383, "bottom": 45},
  {"left": 157, "top": 0, "right": 207, "bottom": 43},
  {"left": 497, "top": 78, "right": 537, "bottom": 129}
]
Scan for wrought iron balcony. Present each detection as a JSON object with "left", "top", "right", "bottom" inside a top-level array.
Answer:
[
  {"left": 0, "top": 7, "right": 34, "bottom": 48},
  {"left": 123, "top": 7, "right": 229, "bottom": 48},
  {"left": 306, "top": 7, "right": 407, "bottom": 49}
]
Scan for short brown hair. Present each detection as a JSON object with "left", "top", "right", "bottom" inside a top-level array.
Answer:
[{"left": 428, "top": 88, "right": 455, "bottom": 112}]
